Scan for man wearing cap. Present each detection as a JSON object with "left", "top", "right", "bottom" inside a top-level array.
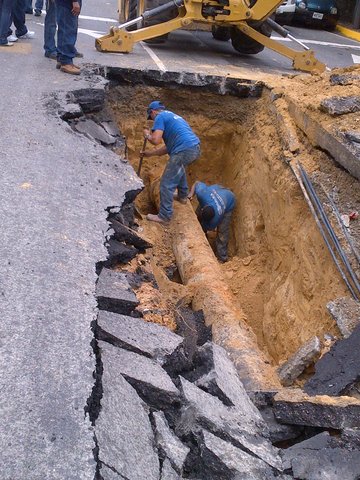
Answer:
[
  {"left": 142, "top": 101, "right": 200, "bottom": 224},
  {"left": 188, "top": 181, "right": 236, "bottom": 262}
]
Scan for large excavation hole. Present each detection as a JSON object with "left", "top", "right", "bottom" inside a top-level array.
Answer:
[{"left": 108, "top": 84, "right": 346, "bottom": 366}]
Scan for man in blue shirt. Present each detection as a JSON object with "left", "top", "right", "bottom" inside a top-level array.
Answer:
[
  {"left": 188, "top": 181, "right": 236, "bottom": 262},
  {"left": 142, "top": 100, "right": 201, "bottom": 224}
]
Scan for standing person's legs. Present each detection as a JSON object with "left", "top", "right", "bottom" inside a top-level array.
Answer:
[
  {"left": 173, "top": 144, "right": 201, "bottom": 200},
  {"left": 13, "top": 0, "right": 28, "bottom": 36},
  {"left": 159, "top": 159, "right": 185, "bottom": 221},
  {"left": 44, "top": 0, "right": 56, "bottom": 57},
  {"left": 56, "top": 1, "right": 79, "bottom": 72},
  {"left": 215, "top": 211, "right": 232, "bottom": 262},
  {"left": 25, "top": 0, "right": 32, "bottom": 12},
  {"left": 0, "top": 0, "right": 14, "bottom": 45},
  {"left": 34, "top": 0, "right": 43, "bottom": 14}
]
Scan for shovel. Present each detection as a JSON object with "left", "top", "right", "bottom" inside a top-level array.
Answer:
[{"left": 137, "top": 137, "right": 148, "bottom": 176}]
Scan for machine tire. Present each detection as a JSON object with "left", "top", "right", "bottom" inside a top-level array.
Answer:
[
  {"left": 142, "top": 0, "right": 178, "bottom": 43},
  {"left": 212, "top": 25, "right": 231, "bottom": 41},
  {"left": 230, "top": 21, "right": 271, "bottom": 55}
]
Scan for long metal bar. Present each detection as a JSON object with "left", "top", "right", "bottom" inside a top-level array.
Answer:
[
  {"left": 298, "top": 162, "right": 360, "bottom": 300},
  {"left": 289, "top": 162, "right": 358, "bottom": 301},
  {"left": 266, "top": 17, "right": 310, "bottom": 50},
  {"left": 320, "top": 184, "right": 360, "bottom": 267}
]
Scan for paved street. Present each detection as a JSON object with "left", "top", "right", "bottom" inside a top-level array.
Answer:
[{"left": 0, "top": 1, "right": 359, "bottom": 478}]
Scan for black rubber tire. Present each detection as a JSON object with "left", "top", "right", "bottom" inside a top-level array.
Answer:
[
  {"left": 230, "top": 21, "right": 272, "bottom": 55},
  {"left": 212, "top": 25, "right": 231, "bottom": 41},
  {"left": 142, "top": 0, "right": 178, "bottom": 43}
]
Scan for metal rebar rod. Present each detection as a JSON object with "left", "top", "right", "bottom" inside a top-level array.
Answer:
[
  {"left": 290, "top": 162, "right": 359, "bottom": 301},
  {"left": 320, "top": 184, "right": 360, "bottom": 267},
  {"left": 298, "top": 162, "right": 360, "bottom": 299}
]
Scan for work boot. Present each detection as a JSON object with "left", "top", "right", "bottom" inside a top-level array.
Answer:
[
  {"left": 173, "top": 193, "right": 187, "bottom": 205},
  {"left": 146, "top": 214, "right": 169, "bottom": 225},
  {"left": 56, "top": 62, "right": 80, "bottom": 70},
  {"left": 34, "top": 8, "right": 42, "bottom": 16},
  {"left": 60, "top": 64, "right": 81, "bottom": 75},
  {"left": 75, "top": 51, "right": 84, "bottom": 58}
]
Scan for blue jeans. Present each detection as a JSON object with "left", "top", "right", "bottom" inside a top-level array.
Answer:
[
  {"left": 0, "top": 0, "right": 13, "bottom": 44},
  {"left": 159, "top": 144, "right": 200, "bottom": 220},
  {"left": 12, "top": 0, "right": 28, "bottom": 37},
  {"left": 44, "top": 0, "right": 56, "bottom": 55},
  {"left": 56, "top": 0, "right": 80, "bottom": 65},
  {"left": 35, "top": 0, "right": 43, "bottom": 9}
]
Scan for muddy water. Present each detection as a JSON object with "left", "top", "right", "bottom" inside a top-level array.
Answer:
[{"left": 109, "top": 85, "right": 345, "bottom": 365}]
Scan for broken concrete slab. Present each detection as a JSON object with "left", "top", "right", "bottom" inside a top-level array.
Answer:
[
  {"left": 327, "top": 297, "right": 360, "bottom": 338},
  {"left": 345, "top": 131, "right": 360, "bottom": 144},
  {"left": 110, "top": 218, "right": 153, "bottom": 250},
  {"left": 282, "top": 431, "right": 360, "bottom": 480},
  {"left": 330, "top": 73, "right": 360, "bottom": 86},
  {"left": 320, "top": 96, "right": 360, "bottom": 116},
  {"left": 96, "top": 310, "right": 184, "bottom": 364},
  {"left": 304, "top": 324, "right": 360, "bottom": 396},
  {"left": 100, "top": 120, "right": 121, "bottom": 137},
  {"left": 287, "top": 98, "right": 360, "bottom": 180},
  {"left": 99, "top": 464, "right": 124, "bottom": 480},
  {"left": 70, "top": 88, "right": 105, "bottom": 113},
  {"left": 277, "top": 336, "right": 321, "bottom": 387},
  {"left": 98, "top": 341, "right": 180, "bottom": 407},
  {"left": 161, "top": 459, "right": 181, "bottom": 480},
  {"left": 191, "top": 342, "right": 266, "bottom": 431},
  {"left": 106, "top": 68, "right": 264, "bottom": 98},
  {"left": 73, "top": 119, "right": 117, "bottom": 145},
  {"left": 177, "top": 378, "right": 282, "bottom": 470},
  {"left": 274, "top": 389, "right": 360, "bottom": 429},
  {"left": 153, "top": 411, "right": 190, "bottom": 474},
  {"left": 260, "top": 407, "right": 302, "bottom": 444},
  {"left": 105, "top": 238, "right": 138, "bottom": 265},
  {"left": 96, "top": 364, "right": 159, "bottom": 480},
  {"left": 59, "top": 102, "right": 83, "bottom": 120},
  {"left": 198, "top": 430, "right": 283, "bottom": 480},
  {"left": 96, "top": 268, "right": 139, "bottom": 315}
]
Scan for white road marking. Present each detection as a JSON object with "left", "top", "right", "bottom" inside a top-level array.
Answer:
[
  {"left": 272, "top": 35, "right": 360, "bottom": 50},
  {"left": 79, "top": 14, "right": 118, "bottom": 22},
  {"left": 78, "top": 27, "right": 104, "bottom": 39},
  {"left": 141, "top": 42, "right": 167, "bottom": 72},
  {"left": 352, "top": 54, "right": 360, "bottom": 63}
]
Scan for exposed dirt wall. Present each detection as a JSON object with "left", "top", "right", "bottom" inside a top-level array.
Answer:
[{"left": 109, "top": 85, "right": 347, "bottom": 364}]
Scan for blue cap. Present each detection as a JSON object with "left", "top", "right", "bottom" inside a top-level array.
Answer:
[{"left": 147, "top": 101, "right": 165, "bottom": 119}]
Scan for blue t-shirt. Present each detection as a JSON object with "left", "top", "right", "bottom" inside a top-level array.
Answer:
[
  {"left": 152, "top": 110, "right": 200, "bottom": 155},
  {"left": 195, "top": 182, "right": 236, "bottom": 231}
]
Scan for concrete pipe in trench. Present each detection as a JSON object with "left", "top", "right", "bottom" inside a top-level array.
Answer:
[{"left": 149, "top": 177, "right": 280, "bottom": 392}]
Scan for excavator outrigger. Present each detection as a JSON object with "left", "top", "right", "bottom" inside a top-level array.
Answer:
[{"left": 95, "top": 0, "right": 326, "bottom": 74}]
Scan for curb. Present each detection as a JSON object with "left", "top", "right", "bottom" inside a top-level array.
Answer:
[{"left": 336, "top": 24, "right": 360, "bottom": 42}]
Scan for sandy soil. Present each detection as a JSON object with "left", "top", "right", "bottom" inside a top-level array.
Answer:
[{"left": 108, "top": 68, "right": 359, "bottom": 365}]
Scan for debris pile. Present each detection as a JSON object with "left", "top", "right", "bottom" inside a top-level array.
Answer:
[{"left": 90, "top": 211, "right": 360, "bottom": 479}]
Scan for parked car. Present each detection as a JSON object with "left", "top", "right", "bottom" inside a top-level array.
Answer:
[
  {"left": 294, "top": 0, "right": 339, "bottom": 30},
  {"left": 275, "top": 0, "right": 296, "bottom": 26}
]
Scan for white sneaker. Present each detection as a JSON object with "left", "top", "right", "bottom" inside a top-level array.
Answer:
[
  {"left": 17, "top": 30, "right": 35, "bottom": 39},
  {"left": 0, "top": 42, "right": 14, "bottom": 47},
  {"left": 7, "top": 35, "right": 18, "bottom": 42}
]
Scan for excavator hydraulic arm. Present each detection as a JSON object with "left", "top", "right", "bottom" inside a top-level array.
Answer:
[{"left": 95, "top": 0, "right": 326, "bottom": 74}]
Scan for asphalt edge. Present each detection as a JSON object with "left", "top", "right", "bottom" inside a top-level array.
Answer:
[{"left": 336, "top": 24, "right": 360, "bottom": 42}]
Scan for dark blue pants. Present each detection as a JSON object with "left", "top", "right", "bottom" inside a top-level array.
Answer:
[
  {"left": 159, "top": 144, "right": 200, "bottom": 220},
  {"left": 35, "top": 0, "right": 43, "bottom": 9},
  {"left": 12, "top": 0, "right": 28, "bottom": 37},
  {"left": 44, "top": 0, "right": 56, "bottom": 55},
  {"left": 0, "top": 0, "right": 13, "bottom": 44},
  {"left": 56, "top": 0, "right": 80, "bottom": 65}
]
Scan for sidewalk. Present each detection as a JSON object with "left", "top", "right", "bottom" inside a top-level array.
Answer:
[{"left": 336, "top": 23, "right": 360, "bottom": 42}]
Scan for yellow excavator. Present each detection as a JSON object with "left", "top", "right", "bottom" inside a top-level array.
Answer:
[{"left": 95, "top": 0, "right": 325, "bottom": 73}]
